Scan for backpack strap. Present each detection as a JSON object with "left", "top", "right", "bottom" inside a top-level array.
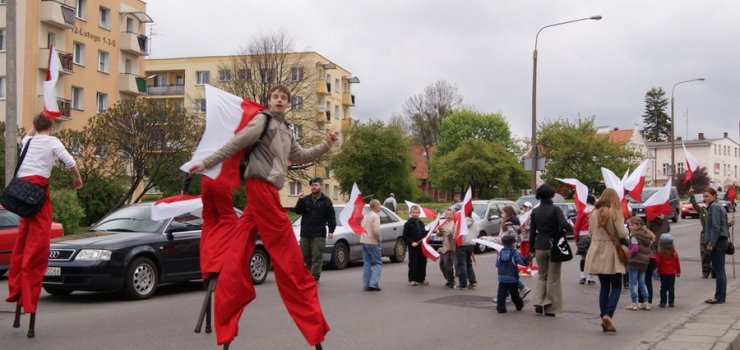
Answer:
[{"left": 239, "top": 112, "right": 270, "bottom": 180}]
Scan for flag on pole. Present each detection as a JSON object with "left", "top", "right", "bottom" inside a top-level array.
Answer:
[
  {"left": 643, "top": 179, "right": 673, "bottom": 221},
  {"left": 338, "top": 183, "right": 366, "bottom": 234},
  {"left": 151, "top": 195, "right": 203, "bottom": 220},
  {"left": 602, "top": 167, "right": 630, "bottom": 218},
  {"left": 624, "top": 160, "right": 649, "bottom": 202},
  {"left": 557, "top": 178, "right": 589, "bottom": 215},
  {"left": 420, "top": 226, "right": 440, "bottom": 261},
  {"left": 682, "top": 142, "right": 700, "bottom": 184},
  {"left": 404, "top": 200, "right": 437, "bottom": 219},
  {"left": 180, "top": 85, "right": 265, "bottom": 189},
  {"left": 42, "top": 46, "right": 63, "bottom": 119},
  {"left": 454, "top": 187, "right": 472, "bottom": 245}
]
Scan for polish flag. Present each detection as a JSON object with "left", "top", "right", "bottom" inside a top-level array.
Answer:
[
  {"left": 682, "top": 142, "right": 700, "bottom": 184},
  {"left": 180, "top": 85, "right": 265, "bottom": 189},
  {"left": 151, "top": 195, "right": 203, "bottom": 220},
  {"left": 420, "top": 223, "right": 440, "bottom": 261},
  {"left": 624, "top": 160, "right": 649, "bottom": 202},
  {"left": 404, "top": 200, "right": 437, "bottom": 219},
  {"left": 339, "top": 183, "right": 366, "bottom": 234},
  {"left": 602, "top": 167, "right": 630, "bottom": 218},
  {"left": 557, "top": 178, "right": 588, "bottom": 214},
  {"left": 643, "top": 179, "right": 673, "bottom": 221},
  {"left": 42, "top": 46, "right": 63, "bottom": 119},
  {"left": 517, "top": 264, "right": 539, "bottom": 278},
  {"left": 454, "top": 187, "right": 472, "bottom": 245}
]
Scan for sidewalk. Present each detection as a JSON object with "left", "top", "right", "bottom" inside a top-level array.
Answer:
[{"left": 634, "top": 278, "right": 740, "bottom": 350}]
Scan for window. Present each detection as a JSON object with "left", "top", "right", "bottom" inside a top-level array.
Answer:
[
  {"left": 99, "top": 7, "right": 110, "bottom": 29},
  {"left": 72, "top": 86, "right": 83, "bottom": 109},
  {"left": 290, "top": 96, "right": 303, "bottom": 110},
  {"left": 124, "top": 59, "right": 132, "bottom": 74},
  {"left": 195, "top": 71, "right": 210, "bottom": 85},
  {"left": 126, "top": 17, "right": 134, "bottom": 32},
  {"left": 75, "top": 0, "right": 86, "bottom": 19},
  {"left": 237, "top": 69, "right": 250, "bottom": 81},
  {"left": 335, "top": 78, "right": 340, "bottom": 93},
  {"left": 333, "top": 186, "right": 339, "bottom": 200},
  {"left": 290, "top": 67, "right": 304, "bottom": 81},
  {"left": 96, "top": 92, "right": 108, "bottom": 113},
  {"left": 152, "top": 75, "right": 167, "bottom": 87},
  {"left": 0, "top": 29, "right": 5, "bottom": 51},
  {"left": 194, "top": 99, "right": 206, "bottom": 113},
  {"left": 289, "top": 182, "right": 302, "bottom": 196},
  {"left": 73, "top": 42, "right": 84, "bottom": 65},
  {"left": 0, "top": 0, "right": 6, "bottom": 4},
  {"left": 677, "top": 162, "right": 685, "bottom": 175},
  {"left": 175, "top": 75, "right": 184, "bottom": 86},
  {"left": 334, "top": 105, "right": 339, "bottom": 120},
  {"left": 662, "top": 163, "right": 670, "bottom": 176},
  {"left": 218, "top": 70, "right": 231, "bottom": 81},
  {"left": 97, "top": 50, "right": 109, "bottom": 72},
  {"left": 324, "top": 184, "right": 329, "bottom": 194},
  {"left": 260, "top": 69, "right": 274, "bottom": 83},
  {"left": 0, "top": 77, "right": 6, "bottom": 100}
]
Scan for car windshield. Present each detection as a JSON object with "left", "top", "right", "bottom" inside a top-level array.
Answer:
[
  {"left": 91, "top": 205, "right": 167, "bottom": 233},
  {"left": 0, "top": 209, "right": 20, "bottom": 228},
  {"left": 472, "top": 203, "right": 488, "bottom": 218}
]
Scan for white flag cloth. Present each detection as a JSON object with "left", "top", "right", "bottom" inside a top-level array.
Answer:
[
  {"left": 643, "top": 179, "right": 673, "bottom": 221},
  {"left": 682, "top": 142, "right": 700, "bottom": 183},
  {"left": 403, "top": 200, "right": 437, "bottom": 219},
  {"left": 472, "top": 238, "right": 504, "bottom": 252},
  {"left": 338, "top": 183, "right": 366, "bottom": 234},
  {"left": 601, "top": 167, "right": 625, "bottom": 200},
  {"left": 42, "top": 46, "right": 62, "bottom": 119},
  {"left": 557, "top": 178, "right": 589, "bottom": 214},
  {"left": 623, "top": 160, "right": 649, "bottom": 202},
  {"left": 454, "top": 187, "right": 472, "bottom": 245},
  {"left": 150, "top": 195, "right": 203, "bottom": 221}
]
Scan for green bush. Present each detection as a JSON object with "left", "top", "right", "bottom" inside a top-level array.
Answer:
[{"left": 51, "top": 189, "right": 86, "bottom": 235}]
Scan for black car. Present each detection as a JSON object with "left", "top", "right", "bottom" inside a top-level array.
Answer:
[{"left": 42, "top": 203, "right": 270, "bottom": 300}]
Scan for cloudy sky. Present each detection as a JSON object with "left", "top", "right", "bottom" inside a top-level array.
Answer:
[{"left": 147, "top": 0, "right": 740, "bottom": 143}]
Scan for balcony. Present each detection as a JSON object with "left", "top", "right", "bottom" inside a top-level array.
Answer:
[
  {"left": 121, "top": 32, "right": 149, "bottom": 56},
  {"left": 40, "top": 0, "right": 76, "bottom": 29},
  {"left": 147, "top": 85, "right": 185, "bottom": 96},
  {"left": 341, "top": 93, "right": 355, "bottom": 106},
  {"left": 315, "top": 111, "right": 328, "bottom": 124},
  {"left": 315, "top": 80, "right": 329, "bottom": 95},
  {"left": 119, "top": 73, "right": 148, "bottom": 95},
  {"left": 38, "top": 48, "right": 74, "bottom": 75},
  {"left": 341, "top": 118, "right": 352, "bottom": 132}
]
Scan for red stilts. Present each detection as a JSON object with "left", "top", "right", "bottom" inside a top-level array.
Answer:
[{"left": 194, "top": 274, "right": 217, "bottom": 333}]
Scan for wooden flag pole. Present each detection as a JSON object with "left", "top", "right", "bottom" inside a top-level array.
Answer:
[{"left": 732, "top": 207, "right": 736, "bottom": 279}]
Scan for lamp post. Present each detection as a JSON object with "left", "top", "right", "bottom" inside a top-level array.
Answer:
[
  {"left": 531, "top": 15, "right": 602, "bottom": 192},
  {"left": 670, "top": 78, "right": 704, "bottom": 184}
]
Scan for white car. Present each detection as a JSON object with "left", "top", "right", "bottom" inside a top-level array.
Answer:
[{"left": 293, "top": 204, "right": 407, "bottom": 269}]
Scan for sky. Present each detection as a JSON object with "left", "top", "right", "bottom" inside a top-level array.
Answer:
[{"left": 146, "top": 0, "right": 740, "bottom": 143}]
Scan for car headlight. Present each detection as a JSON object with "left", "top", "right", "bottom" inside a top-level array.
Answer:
[{"left": 75, "top": 249, "right": 112, "bottom": 261}]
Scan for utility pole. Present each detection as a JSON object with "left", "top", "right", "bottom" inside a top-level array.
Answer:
[{"left": 4, "top": 0, "right": 17, "bottom": 186}]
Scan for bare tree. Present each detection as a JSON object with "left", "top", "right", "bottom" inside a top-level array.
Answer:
[
  {"left": 387, "top": 113, "right": 409, "bottom": 136},
  {"left": 403, "top": 80, "right": 463, "bottom": 161}
]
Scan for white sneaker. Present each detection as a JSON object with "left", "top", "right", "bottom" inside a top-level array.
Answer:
[
  {"left": 626, "top": 303, "right": 639, "bottom": 311},
  {"left": 643, "top": 303, "right": 652, "bottom": 311}
]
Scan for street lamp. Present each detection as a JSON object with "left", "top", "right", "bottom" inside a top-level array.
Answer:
[
  {"left": 531, "top": 15, "right": 602, "bottom": 192},
  {"left": 670, "top": 78, "right": 704, "bottom": 184}
]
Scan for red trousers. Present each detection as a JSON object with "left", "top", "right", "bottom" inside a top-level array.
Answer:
[
  {"left": 520, "top": 241, "right": 531, "bottom": 264},
  {"left": 5, "top": 176, "right": 51, "bottom": 313},
  {"left": 214, "top": 178, "right": 329, "bottom": 346},
  {"left": 200, "top": 177, "right": 238, "bottom": 279}
]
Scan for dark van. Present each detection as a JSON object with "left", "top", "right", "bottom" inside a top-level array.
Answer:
[{"left": 628, "top": 186, "right": 681, "bottom": 223}]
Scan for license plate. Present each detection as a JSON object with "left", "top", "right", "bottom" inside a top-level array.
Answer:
[{"left": 45, "top": 267, "right": 61, "bottom": 276}]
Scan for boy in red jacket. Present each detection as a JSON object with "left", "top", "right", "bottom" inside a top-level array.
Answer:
[{"left": 655, "top": 234, "right": 681, "bottom": 308}]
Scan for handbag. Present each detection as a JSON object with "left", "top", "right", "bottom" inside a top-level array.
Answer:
[
  {"left": 550, "top": 212, "right": 573, "bottom": 262},
  {"left": 0, "top": 139, "right": 46, "bottom": 218},
  {"left": 727, "top": 242, "right": 735, "bottom": 255},
  {"left": 611, "top": 221, "right": 630, "bottom": 263}
]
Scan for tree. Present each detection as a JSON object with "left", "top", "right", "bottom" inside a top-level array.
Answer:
[
  {"left": 387, "top": 113, "right": 409, "bottom": 136},
  {"left": 640, "top": 87, "right": 670, "bottom": 142},
  {"left": 332, "top": 121, "right": 415, "bottom": 201},
  {"left": 538, "top": 118, "right": 641, "bottom": 193},
  {"left": 429, "top": 139, "right": 528, "bottom": 198},
  {"left": 403, "top": 80, "right": 463, "bottom": 161},
  {"left": 676, "top": 166, "right": 710, "bottom": 195},
  {"left": 436, "top": 109, "right": 514, "bottom": 156}
]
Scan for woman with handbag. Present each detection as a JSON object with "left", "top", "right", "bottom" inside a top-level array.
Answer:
[
  {"left": 4, "top": 113, "right": 82, "bottom": 337},
  {"left": 529, "top": 184, "right": 572, "bottom": 317},
  {"left": 585, "top": 188, "right": 628, "bottom": 333}
]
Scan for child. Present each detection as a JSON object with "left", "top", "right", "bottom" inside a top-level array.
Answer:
[
  {"left": 625, "top": 216, "right": 655, "bottom": 311},
  {"left": 495, "top": 234, "right": 527, "bottom": 313},
  {"left": 402, "top": 206, "right": 428, "bottom": 286},
  {"left": 655, "top": 234, "right": 681, "bottom": 308}
]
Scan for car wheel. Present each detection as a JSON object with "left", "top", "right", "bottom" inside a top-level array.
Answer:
[
  {"left": 475, "top": 232, "right": 488, "bottom": 254},
  {"left": 43, "top": 286, "right": 73, "bottom": 296},
  {"left": 123, "top": 257, "right": 158, "bottom": 300},
  {"left": 681, "top": 215, "right": 686, "bottom": 219},
  {"left": 0, "top": 269, "right": 6, "bottom": 277},
  {"left": 330, "top": 241, "right": 349, "bottom": 270},
  {"left": 390, "top": 238, "right": 406, "bottom": 263},
  {"left": 250, "top": 248, "right": 270, "bottom": 285}
]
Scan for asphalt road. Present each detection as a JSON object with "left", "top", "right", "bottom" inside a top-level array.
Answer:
[{"left": 0, "top": 218, "right": 736, "bottom": 350}]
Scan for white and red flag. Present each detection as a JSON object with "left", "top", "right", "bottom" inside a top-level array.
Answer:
[
  {"left": 454, "top": 187, "right": 472, "bottom": 245},
  {"left": 151, "top": 194, "right": 203, "bottom": 221},
  {"left": 403, "top": 200, "right": 437, "bottom": 219},
  {"left": 42, "top": 46, "right": 63, "bottom": 119},
  {"left": 557, "top": 178, "right": 589, "bottom": 214},
  {"left": 623, "top": 160, "right": 649, "bottom": 202},
  {"left": 643, "top": 179, "right": 673, "bottom": 221},
  {"left": 420, "top": 223, "right": 440, "bottom": 262},
  {"left": 682, "top": 142, "right": 700, "bottom": 184},
  {"left": 180, "top": 85, "right": 265, "bottom": 189},
  {"left": 602, "top": 167, "right": 630, "bottom": 218},
  {"left": 339, "top": 183, "right": 366, "bottom": 234}
]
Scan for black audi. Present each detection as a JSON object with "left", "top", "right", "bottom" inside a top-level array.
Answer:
[{"left": 42, "top": 203, "right": 270, "bottom": 300}]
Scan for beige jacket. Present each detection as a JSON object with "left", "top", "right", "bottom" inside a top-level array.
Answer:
[
  {"left": 360, "top": 211, "right": 381, "bottom": 244},
  {"left": 584, "top": 210, "right": 629, "bottom": 275},
  {"left": 437, "top": 220, "right": 456, "bottom": 253},
  {"left": 203, "top": 111, "right": 330, "bottom": 190}
]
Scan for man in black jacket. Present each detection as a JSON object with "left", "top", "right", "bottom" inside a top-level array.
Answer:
[{"left": 295, "top": 177, "right": 336, "bottom": 282}]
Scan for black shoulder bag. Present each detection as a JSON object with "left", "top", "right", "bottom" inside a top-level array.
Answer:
[
  {"left": 0, "top": 139, "right": 47, "bottom": 218},
  {"left": 550, "top": 207, "right": 574, "bottom": 262}
]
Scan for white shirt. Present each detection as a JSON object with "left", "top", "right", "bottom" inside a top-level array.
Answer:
[{"left": 17, "top": 135, "right": 76, "bottom": 178}]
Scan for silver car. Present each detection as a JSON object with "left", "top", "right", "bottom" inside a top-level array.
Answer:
[
  {"left": 470, "top": 200, "right": 521, "bottom": 252},
  {"left": 293, "top": 204, "right": 407, "bottom": 269}
]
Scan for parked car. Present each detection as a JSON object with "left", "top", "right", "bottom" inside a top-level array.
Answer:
[
  {"left": 42, "top": 203, "right": 270, "bottom": 300},
  {"left": 554, "top": 202, "right": 578, "bottom": 229},
  {"left": 717, "top": 192, "right": 736, "bottom": 213},
  {"left": 628, "top": 186, "right": 681, "bottom": 223},
  {"left": 515, "top": 193, "right": 565, "bottom": 209},
  {"left": 680, "top": 194, "right": 706, "bottom": 219},
  {"left": 0, "top": 205, "right": 64, "bottom": 277},
  {"left": 292, "top": 204, "right": 407, "bottom": 270}
]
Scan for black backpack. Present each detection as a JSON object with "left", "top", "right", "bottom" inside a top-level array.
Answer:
[{"left": 239, "top": 113, "right": 271, "bottom": 180}]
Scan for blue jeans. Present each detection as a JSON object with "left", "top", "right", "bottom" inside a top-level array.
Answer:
[
  {"left": 659, "top": 274, "right": 676, "bottom": 305},
  {"left": 598, "top": 274, "right": 622, "bottom": 317},
  {"left": 710, "top": 238, "right": 728, "bottom": 302},
  {"left": 628, "top": 269, "right": 649, "bottom": 303},
  {"left": 362, "top": 243, "right": 382, "bottom": 289}
]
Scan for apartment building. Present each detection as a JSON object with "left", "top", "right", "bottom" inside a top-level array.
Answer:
[
  {"left": 145, "top": 52, "right": 358, "bottom": 207},
  {"left": 0, "top": 0, "right": 151, "bottom": 131},
  {"left": 645, "top": 132, "right": 740, "bottom": 188}
]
